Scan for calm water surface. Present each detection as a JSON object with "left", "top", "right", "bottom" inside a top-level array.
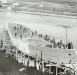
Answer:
[{"left": 0, "top": 11, "right": 77, "bottom": 48}]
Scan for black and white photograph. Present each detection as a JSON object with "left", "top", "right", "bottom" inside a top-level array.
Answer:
[{"left": 0, "top": 0, "right": 77, "bottom": 75}]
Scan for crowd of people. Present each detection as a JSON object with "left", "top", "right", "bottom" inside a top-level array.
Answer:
[
  {"left": 5, "top": 47, "right": 75, "bottom": 75},
  {"left": 8, "top": 24, "right": 73, "bottom": 49},
  {"left": 9, "top": 23, "right": 73, "bottom": 50},
  {"left": 46, "top": 39, "right": 73, "bottom": 49},
  {"left": 4, "top": 45, "right": 75, "bottom": 75},
  {"left": 0, "top": 23, "right": 75, "bottom": 75}
]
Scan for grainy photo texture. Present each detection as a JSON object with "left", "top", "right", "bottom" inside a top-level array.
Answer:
[{"left": 0, "top": 0, "right": 77, "bottom": 75}]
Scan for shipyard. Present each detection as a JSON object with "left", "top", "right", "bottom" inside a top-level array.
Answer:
[{"left": 0, "top": 0, "right": 77, "bottom": 75}]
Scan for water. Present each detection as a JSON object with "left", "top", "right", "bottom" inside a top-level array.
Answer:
[
  {"left": 0, "top": 10, "right": 77, "bottom": 71},
  {"left": 0, "top": 10, "right": 77, "bottom": 48}
]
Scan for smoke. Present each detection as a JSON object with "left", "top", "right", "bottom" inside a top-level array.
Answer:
[{"left": 5, "top": 24, "right": 30, "bottom": 54}]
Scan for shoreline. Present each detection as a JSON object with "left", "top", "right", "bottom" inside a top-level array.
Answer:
[{"left": 12, "top": 10, "right": 77, "bottom": 19}]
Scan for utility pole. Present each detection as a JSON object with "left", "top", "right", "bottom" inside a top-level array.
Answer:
[
  {"left": 61, "top": 25, "right": 70, "bottom": 45},
  {"left": 58, "top": 25, "right": 71, "bottom": 47},
  {"left": 66, "top": 27, "right": 67, "bottom": 45}
]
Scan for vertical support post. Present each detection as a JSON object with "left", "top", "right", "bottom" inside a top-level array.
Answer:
[
  {"left": 41, "top": 50, "right": 42, "bottom": 75},
  {"left": 35, "top": 53, "right": 37, "bottom": 68},
  {"left": 24, "top": 53, "right": 25, "bottom": 66},
  {"left": 27, "top": 55, "right": 29, "bottom": 67},
  {"left": 66, "top": 27, "right": 67, "bottom": 46},
  {"left": 35, "top": 53, "right": 37, "bottom": 75},
  {"left": 74, "top": 71, "right": 75, "bottom": 75},
  {"left": 17, "top": 50, "right": 18, "bottom": 62},
  {"left": 49, "top": 66, "right": 51, "bottom": 74},
  {"left": 56, "top": 66, "right": 57, "bottom": 75}
]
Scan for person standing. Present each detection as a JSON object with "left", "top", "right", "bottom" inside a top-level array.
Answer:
[
  {"left": 67, "top": 42, "right": 71, "bottom": 49},
  {"left": 70, "top": 42, "right": 73, "bottom": 49}
]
